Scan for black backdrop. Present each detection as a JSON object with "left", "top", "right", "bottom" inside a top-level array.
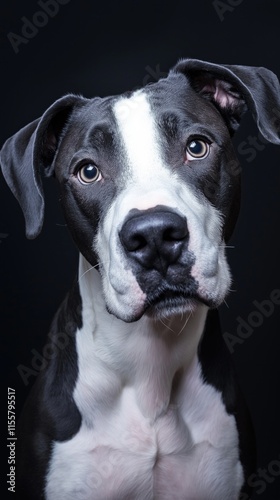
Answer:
[{"left": 1, "top": 0, "right": 280, "bottom": 498}]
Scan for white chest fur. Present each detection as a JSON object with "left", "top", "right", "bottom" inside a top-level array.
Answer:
[
  {"left": 45, "top": 265, "right": 243, "bottom": 499},
  {"left": 46, "top": 364, "right": 243, "bottom": 500}
]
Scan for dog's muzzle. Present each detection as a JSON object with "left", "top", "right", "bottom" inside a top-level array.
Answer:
[{"left": 117, "top": 206, "right": 201, "bottom": 318}]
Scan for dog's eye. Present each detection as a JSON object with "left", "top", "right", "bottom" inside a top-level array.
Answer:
[
  {"left": 185, "top": 139, "right": 210, "bottom": 160},
  {"left": 77, "top": 163, "right": 101, "bottom": 184}
]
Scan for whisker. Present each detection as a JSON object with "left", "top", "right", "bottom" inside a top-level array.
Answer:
[
  {"left": 159, "top": 317, "right": 176, "bottom": 333},
  {"left": 177, "top": 312, "right": 192, "bottom": 336},
  {"left": 77, "top": 262, "right": 100, "bottom": 283}
]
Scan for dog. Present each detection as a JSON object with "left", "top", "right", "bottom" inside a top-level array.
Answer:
[{"left": 1, "top": 58, "right": 280, "bottom": 500}]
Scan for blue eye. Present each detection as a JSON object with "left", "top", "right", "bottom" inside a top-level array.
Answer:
[
  {"left": 186, "top": 139, "right": 210, "bottom": 160},
  {"left": 77, "top": 163, "right": 101, "bottom": 184}
]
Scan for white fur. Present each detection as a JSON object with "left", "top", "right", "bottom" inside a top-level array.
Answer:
[{"left": 45, "top": 259, "right": 243, "bottom": 499}]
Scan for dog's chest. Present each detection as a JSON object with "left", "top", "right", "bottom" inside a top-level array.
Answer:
[{"left": 45, "top": 356, "right": 243, "bottom": 499}]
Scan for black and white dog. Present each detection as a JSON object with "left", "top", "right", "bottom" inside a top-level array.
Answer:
[{"left": 1, "top": 58, "right": 280, "bottom": 500}]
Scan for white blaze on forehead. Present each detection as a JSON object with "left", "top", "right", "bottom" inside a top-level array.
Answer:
[{"left": 113, "top": 91, "right": 163, "bottom": 181}]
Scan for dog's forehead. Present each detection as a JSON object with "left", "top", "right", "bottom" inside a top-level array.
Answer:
[{"left": 72, "top": 73, "right": 220, "bottom": 141}]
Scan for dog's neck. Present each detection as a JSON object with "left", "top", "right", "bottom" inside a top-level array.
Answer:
[{"left": 75, "top": 255, "right": 208, "bottom": 420}]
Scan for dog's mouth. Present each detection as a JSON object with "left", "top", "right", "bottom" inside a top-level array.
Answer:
[{"left": 144, "top": 286, "right": 211, "bottom": 319}]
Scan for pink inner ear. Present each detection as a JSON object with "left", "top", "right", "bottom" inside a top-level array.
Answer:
[{"left": 201, "top": 79, "right": 238, "bottom": 109}]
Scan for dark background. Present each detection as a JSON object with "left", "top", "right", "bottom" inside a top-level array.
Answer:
[{"left": 0, "top": 0, "right": 280, "bottom": 498}]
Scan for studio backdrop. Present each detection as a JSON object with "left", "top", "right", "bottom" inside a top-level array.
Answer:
[{"left": 0, "top": 1, "right": 280, "bottom": 499}]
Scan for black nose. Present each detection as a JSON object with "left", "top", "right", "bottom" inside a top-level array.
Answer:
[{"left": 119, "top": 208, "right": 188, "bottom": 274}]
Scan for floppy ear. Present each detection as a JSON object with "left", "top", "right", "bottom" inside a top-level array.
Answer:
[
  {"left": 0, "top": 94, "right": 88, "bottom": 239},
  {"left": 172, "top": 58, "right": 280, "bottom": 142}
]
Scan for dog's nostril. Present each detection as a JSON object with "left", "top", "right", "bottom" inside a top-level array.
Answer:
[
  {"left": 127, "top": 234, "right": 147, "bottom": 252},
  {"left": 163, "top": 229, "right": 175, "bottom": 242},
  {"left": 127, "top": 225, "right": 186, "bottom": 252},
  {"left": 163, "top": 225, "right": 188, "bottom": 242}
]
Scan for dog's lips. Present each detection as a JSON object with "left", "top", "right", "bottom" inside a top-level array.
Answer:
[
  {"left": 144, "top": 287, "right": 211, "bottom": 316},
  {"left": 106, "top": 287, "right": 208, "bottom": 323}
]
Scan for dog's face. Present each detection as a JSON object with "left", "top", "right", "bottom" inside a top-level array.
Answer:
[
  {"left": 1, "top": 59, "right": 280, "bottom": 322},
  {"left": 57, "top": 76, "right": 238, "bottom": 321}
]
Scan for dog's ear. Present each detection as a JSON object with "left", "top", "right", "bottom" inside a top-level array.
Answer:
[
  {"left": 172, "top": 58, "right": 280, "bottom": 142},
  {"left": 0, "top": 94, "right": 87, "bottom": 239}
]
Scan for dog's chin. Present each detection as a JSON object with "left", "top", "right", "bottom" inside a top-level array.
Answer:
[
  {"left": 107, "top": 291, "right": 212, "bottom": 324},
  {"left": 145, "top": 296, "right": 202, "bottom": 321},
  {"left": 144, "top": 290, "right": 212, "bottom": 321}
]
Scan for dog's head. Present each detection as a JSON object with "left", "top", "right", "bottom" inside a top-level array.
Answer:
[{"left": 1, "top": 59, "right": 280, "bottom": 322}]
